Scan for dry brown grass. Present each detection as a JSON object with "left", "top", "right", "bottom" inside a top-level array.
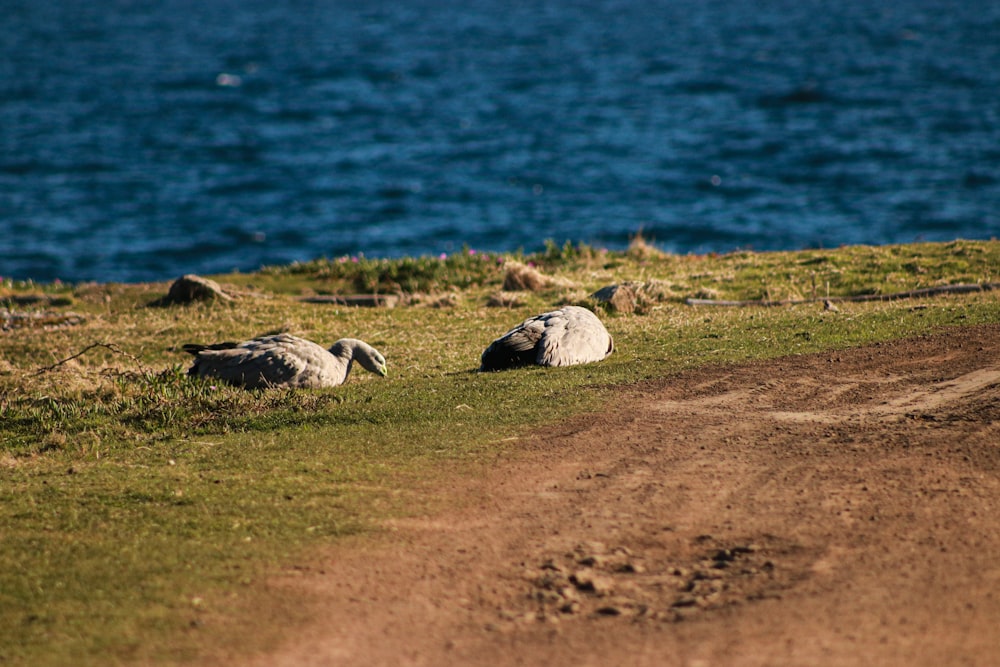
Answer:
[{"left": 501, "top": 261, "right": 552, "bottom": 291}]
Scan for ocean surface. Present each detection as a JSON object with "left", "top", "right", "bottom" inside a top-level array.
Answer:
[{"left": 2, "top": 0, "right": 999, "bottom": 284}]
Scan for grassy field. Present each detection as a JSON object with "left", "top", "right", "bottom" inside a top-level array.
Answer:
[{"left": 1, "top": 238, "right": 998, "bottom": 665}]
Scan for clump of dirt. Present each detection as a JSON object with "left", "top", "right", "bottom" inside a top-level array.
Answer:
[{"left": 514, "top": 535, "right": 803, "bottom": 625}]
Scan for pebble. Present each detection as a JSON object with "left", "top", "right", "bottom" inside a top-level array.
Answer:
[{"left": 570, "top": 570, "right": 615, "bottom": 596}]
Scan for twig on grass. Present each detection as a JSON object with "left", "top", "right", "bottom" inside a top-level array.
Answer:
[
  {"left": 685, "top": 282, "right": 1000, "bottom": 307},
  {"left": 35, "top": 342, "right": 148, "bottom": 375}
]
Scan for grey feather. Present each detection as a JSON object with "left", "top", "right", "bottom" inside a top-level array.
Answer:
[{"left": 184, "top": 333, "right": 387, "bottom": 388}]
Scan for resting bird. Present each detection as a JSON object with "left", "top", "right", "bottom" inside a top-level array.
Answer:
[
  {"left": 480, "top": 305, "right": 613, "bottom": 371},
  {"left": 182, "top": 333, "right": 387, "bottom": 389}
]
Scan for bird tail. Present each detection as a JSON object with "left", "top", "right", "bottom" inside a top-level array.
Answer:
[
  {"left": 181, "top": 341, "right": 239, "bottom": 377},
  {"left": 479, "top": 339, "right": 538, "bottom": 371},
  {"left": 182, "top": 341, "right": 239, "bottom": 355}
]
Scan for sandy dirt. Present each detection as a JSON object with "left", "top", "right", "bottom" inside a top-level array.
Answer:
[{"left": 242, "top": 324, "right": 1000, "bottom": 667}]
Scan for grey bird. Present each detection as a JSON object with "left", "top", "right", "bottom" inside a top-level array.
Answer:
[
  {"left": 480, "top": 306, "right": 614, "bottom": 371},
  {"left": 183, "top": 333, "right": 387, "bottom": 388}
]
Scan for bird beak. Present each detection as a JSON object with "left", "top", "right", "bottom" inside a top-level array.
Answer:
[{"left": 378, "top": 365, "right": 388, "bottom": 377}]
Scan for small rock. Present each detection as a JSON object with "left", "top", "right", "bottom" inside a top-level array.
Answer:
[
  {"left": 577, "top": 554, "right": 606, "bottom": 567},
  {"left": 575, "top": 541, "right": 608, "bottom": 556},
  {"left": 559, "top": 600, "right": 581, "bottom": 614},
  {"left": 157, "top": 274, "right": 232, "bottom": 306},
  {"left": 540, "top": 558, "right": 564, "bottom": 572},
  {"left": 558, "top": 586, "right": 580, "bottom": 601},
  {"left": 591, "top": 283, "right": 637, "bottom": 313},
  {"left": 692, "top": 567, "right": 725, "bottom": 580},
  {"left": 530, "top": 589, "right": 563, "bottom": 605},
  {"left": 732, "top": 544, "right": 760, "bottom": 554},
  {"left": 613, "top": 561, "right": 646, "bottom": 574},
  {"left": 570, "top": 570, "right": 615, "bottom": 596},
  {"left": 712, "top": 549, "right": 736, "bottom": 562},
  {"left": 533, "top": 570, "right": 569, "bottom": 590}
]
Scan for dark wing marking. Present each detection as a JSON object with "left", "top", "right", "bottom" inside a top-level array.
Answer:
[{"left": 480, "top": 315, "right": 546, "bottom": 371}]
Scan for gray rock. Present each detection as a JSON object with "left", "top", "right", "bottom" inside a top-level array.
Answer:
[
  {"left": 591, "top": 283, "right": 637, "bottom": 313},
  {"left": 156, "top": 274, "right": 232, "bottom": 306}
]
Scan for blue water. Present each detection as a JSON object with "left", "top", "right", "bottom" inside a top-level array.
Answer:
[{"left": 2, "top": 0, "right": 999, "bottom": 283}]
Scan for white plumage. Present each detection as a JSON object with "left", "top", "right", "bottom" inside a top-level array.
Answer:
[
  {"left": 183, "top": 333, "right": 387, "bottom": 389},
  {"left": 480, "top": 306, "right": 613, "bottom": 371}
]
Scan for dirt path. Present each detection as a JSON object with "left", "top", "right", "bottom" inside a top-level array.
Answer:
[{"left": 245, "top": 324, "right": 1000, "bottom": 667}]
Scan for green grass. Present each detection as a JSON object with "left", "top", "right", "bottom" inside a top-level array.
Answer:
[{"left": 1, "top": 239, "right": 999, "bottom": 665}]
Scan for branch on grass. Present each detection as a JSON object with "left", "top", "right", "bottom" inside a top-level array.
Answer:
[
  {"left": 685, "top": 282, "right": 1000, "bottom": 307},
  {"left": 35, "top": 342, "right": 147, "bottom": 375}
]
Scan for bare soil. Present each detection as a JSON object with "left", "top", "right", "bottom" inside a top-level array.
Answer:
[{"left": 245, "top": 324, "right": 1000, "bottom": 667}]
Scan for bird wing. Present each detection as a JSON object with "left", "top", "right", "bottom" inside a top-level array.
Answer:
[
  {"left": 479, "top": 315, "right": 546, "bottom": 371},
  {"left": 536, "top": 307, "right": 612, "bottom": 367},
  {"left": 193, "top": 334, "right": 313, "bottom": 388},
  {"left": 182, "top": 341, "right": 240, "bottom": 355}
]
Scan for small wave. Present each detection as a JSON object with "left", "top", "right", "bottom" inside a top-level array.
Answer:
[
  {"left": 674, "top": 78, "right": 739, "bottom": 95},
  {"left": 374, "top": 202, "right": 409, "bottom": 220},
  {"left": 0, "top": 160, "right": 116, "bottom": 176},
  {"left": 204, "top": 178, "right": 280, "bottom": 197},
  {"left": 962, "top": 171, "right": 996, "bottom": 188},
  {"left": 756, "top": 83, "right": 834, "bottom": 107},
  {"left": 201, "top": 143, "right": 264, "bottom": 165}
]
